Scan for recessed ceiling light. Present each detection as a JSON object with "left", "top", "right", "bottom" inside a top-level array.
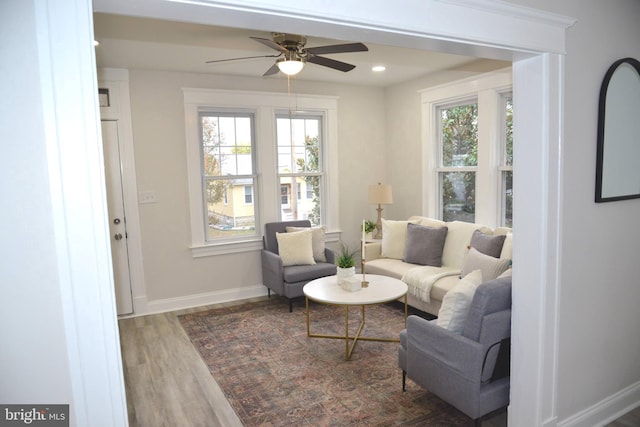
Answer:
[
  {"left": 372, "top": 65, "right": 386, "bottom": 72},
  {"left": 93, "top": 40, "right": 100, "bottom": 47}
]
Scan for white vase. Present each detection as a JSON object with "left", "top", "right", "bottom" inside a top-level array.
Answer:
[
  {"left": 337, "top": 266, "right": 361, "bottom": 291},
  {"left": 336, "top": 266, "right": 355, "bottom": 284}
]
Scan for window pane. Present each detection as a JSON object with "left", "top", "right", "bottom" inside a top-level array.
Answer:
[
  {"left": 440, "top": 171, "right": 475, "bottom": 223},
  {"left": 505, "top": 95, "right": 513, "bottom": 166},
  {"left": 279, "top": 175, "right": 321, "bottom": 225},
  {"left": 502, "top": 171, "right": 513, "bottom": 227},
  {"left": 440, "top": 103, "right": 478, "bottom": 167},
  {"left": 205, "top": 178, "right": 255, "bottom": 239},
  {"left": 201, "top": 112, "right": 256, "bottom": 241},
  {"left": 276, "top": 114, "right": 323, "bottom": 225}
]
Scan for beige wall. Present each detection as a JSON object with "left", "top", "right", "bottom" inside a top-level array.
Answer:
[{"left": 127, "top": 69, "right": 386, "bottom": 304}]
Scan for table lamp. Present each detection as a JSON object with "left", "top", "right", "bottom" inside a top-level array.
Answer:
[{"left": 368, "top": 182, "right": 393, "bottom": 239}]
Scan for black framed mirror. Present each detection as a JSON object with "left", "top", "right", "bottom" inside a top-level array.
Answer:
[{"left": 595, "top": 57, "right": 640, "bottom": 203}]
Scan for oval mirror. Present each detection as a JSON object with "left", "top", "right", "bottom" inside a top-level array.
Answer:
[{"left": 595, "top": 57, "right": 640, "bottom": 202}]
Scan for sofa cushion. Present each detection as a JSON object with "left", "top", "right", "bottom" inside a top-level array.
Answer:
[
  {"left": 282, "top": 262, "right": 336, "bottom": 283},
  {"left": 286, "top": 226, "right": 326, "bottom": 262},
  {"left": 470, "top": 229, "right": 506, "bottom": 258},
  {"left": 430, "top": 274, "right": 461, "bottom": 302},
  {"left": 460, "top": 247, "right": 510, "bottom": 281},
  {"left": 402, "top": 223, "right": 448, "bottom": 266},
  {"left": 437, "top": 269, "right": 483, "bottom": 333},
  {"left": 408, "top": 216, "right": 447, "bottom": 229},
  {"left": 365, "top": 258, "right": 418, "bottom": 280},
  {"left": 441, "top": 221, "right": 492, "bottom": 268},
  {"left": 381, "top": 219, "right": 414, "bottom": 259},
  {"left": 500, "top": 233, "right": 513, "bottom": 260},
  {"left": 276, "top": 229, "right": 315, "bottom": 266}
]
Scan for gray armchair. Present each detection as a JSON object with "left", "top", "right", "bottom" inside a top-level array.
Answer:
[
  {"left": 261, "top": 220, "right": 336, "bottom": 312},
  {"left": 399, "top": 276, "right": 511, "bottom": 425}
]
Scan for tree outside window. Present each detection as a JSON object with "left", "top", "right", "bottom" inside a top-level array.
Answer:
[
  {"left": 502, "top": 94, "right": 514, "bottom": 227},
  {"left": 276, "top": 115, "right": 323, "bottom": 225},
  {"left": 439, "top": 103, "right": 478, "bottom": 222},
  {"left": 200, "top": 113, "right": 256, "bottom": 240}
]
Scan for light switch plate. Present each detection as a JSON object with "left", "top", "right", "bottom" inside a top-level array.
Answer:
[{"left": 138, "top": 190, "right": 157, "bottom": 204}]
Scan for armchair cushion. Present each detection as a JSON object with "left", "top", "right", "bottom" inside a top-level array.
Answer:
[
  {"left": 286, "top": 225, "right": 327, "bottom": 262},
  {"left": 276, "top": 229, "right": 315, "bottom": 266},
  {"left": 436, "top": 269, "right": 483, "bottom": 333}
]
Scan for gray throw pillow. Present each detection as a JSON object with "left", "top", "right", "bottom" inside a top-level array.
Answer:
[
  {"left": 470, "top": 229, "right": 506, "bottom": 258},
  {"left": 402, "top": 223, "right": 448, "bottom": 266}
]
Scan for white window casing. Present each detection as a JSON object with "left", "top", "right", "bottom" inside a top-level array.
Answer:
[{"left": 184, "top": 89, "right": 339, "bottom": 257}]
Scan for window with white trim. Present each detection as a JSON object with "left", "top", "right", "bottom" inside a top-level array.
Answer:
[
  {"left": 500, "top": 93, "right": 513, "bottom": 227},
  {"left": 184, "top": 89, "right": 340, "bottom": 257},
  {"left": 437, "top": 100, "right": 478, "bottom": 222},
  {"left": 276, "top": 114, "right": 324, "bottom": 225},
  {"left": 200, "top": 112, "right": 256, "bottom": 241},
  {"left": 421, "top": 69, "right": 512, "bottom": 226}
]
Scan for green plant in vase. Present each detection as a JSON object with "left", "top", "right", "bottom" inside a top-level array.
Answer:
[
  {"left": 336, "top": 243, "right": 357, "bottom": 268},
  {"left": 361, "top": 220, "right": 377, "bottom": 235}
]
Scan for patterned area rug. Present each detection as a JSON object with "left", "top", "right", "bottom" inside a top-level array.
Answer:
[{"left": 178, "top": 298, "right": 472, "bottom": 426}]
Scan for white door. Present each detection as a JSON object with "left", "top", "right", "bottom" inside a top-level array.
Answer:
[{"left": 101, "top": 120, "right": 134, "bottom": 315}]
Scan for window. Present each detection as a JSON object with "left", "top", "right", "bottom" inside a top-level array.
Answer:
[
  {"left": 421, "top": 68, "right": 512, "bottom": 226},
  {"left": 200, "top": 112, "right": 256, "bottom": 241},
  {"left": 276, "top": 114, "right": 323, "bottom": 225},
  {"left": 437, "top": 101, "right": 478, "bottom": 222},
  {"left": 500, "top": 93, "right": 513, "bottom": 227},
  {"left": 184, "top": 89, "right": 339, "bottom": 257},
  {"left": 244, "top": 185, "right": 253, "bottom": 204}
]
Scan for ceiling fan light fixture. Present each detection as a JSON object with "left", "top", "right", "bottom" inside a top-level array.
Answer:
[{"left": 277, "top": 58, "right": 304, "bottom": 76}]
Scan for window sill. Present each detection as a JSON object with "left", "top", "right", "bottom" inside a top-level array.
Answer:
[
  {"left": 190, "top": 238, "right": 263, "bottom": 258},
  {"left": 189, "top": 230, "right": 341, "bottom": 258}
]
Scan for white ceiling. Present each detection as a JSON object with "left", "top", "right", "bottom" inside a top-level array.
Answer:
[{"left": 93, "top": 13, "right": 504, "bottom": 87}]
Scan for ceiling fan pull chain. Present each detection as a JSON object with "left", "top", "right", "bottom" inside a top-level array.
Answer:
[{"left": 287, "top": 74, "right": 292, "bottom": 116}]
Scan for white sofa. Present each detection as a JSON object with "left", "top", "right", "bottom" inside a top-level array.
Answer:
[{"left": 364, "top": 216, "right": 512, "bottom": 316}]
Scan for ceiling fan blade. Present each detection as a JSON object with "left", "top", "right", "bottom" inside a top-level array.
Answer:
[
  {"left": 305, "top": 42, "right": 368, "bottom": 55},
  {"left": 307, "top": 55, "right": 356, "bottom": 72},
  {"left": 263, "top": 63, "right": 280, "bottom": 77},
  {"left": 206, "top": 54, "right": 280, "bottom": 64},
  {"left": 250, "top": 36, "right": 288, "bottom": 53}
]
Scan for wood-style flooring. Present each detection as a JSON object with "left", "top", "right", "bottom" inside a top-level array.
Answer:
[{"left": 118, "top": 297, "right": 639, "bottom": 427}]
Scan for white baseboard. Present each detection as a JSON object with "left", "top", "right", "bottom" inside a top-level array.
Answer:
[
  {"left": 130, "top": 285, "right": 268, "bottom": 317},
  {"left": 558, "top": 381, "right": 640, "bottom": 427}
]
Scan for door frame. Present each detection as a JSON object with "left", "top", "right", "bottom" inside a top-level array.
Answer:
[
  {"left": 99, "top": 68, "right": 147, "bottom": 316},
  {"left": 43, "top": 0, "right": 575, "bottom": 425}
]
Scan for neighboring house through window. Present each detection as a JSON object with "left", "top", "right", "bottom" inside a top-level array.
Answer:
[
  {"left": 276, "top": 114, "right": 324, "bottom": 224},
  {"left": 200, "top": 112, "right": 256, "bottom": 240},
  {"left": 184, "top": 89, "right": 339, "bottom": 257}
]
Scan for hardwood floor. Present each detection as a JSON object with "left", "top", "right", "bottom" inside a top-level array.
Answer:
[
  {"left": 118, "top": 297, "right": 637, "bottom": 426},
  {"left": 118, "top": 299, "right": 253, "bottom": 426}
]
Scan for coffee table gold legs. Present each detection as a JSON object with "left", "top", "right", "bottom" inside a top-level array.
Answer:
[{"left": 305, "top": 298, "right": 402, "bottom": 361}]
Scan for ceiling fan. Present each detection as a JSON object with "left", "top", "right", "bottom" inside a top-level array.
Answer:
[{"left": 206, "top": 33, "right": 368, "bottom": 77}]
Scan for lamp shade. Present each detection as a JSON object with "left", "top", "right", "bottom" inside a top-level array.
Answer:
[{"left": 368, "top": 183, "right": 393, "bottom": 205}]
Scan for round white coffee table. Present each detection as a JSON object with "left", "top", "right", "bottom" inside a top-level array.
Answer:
[{"left": 303, "top": 274, "right": 408, "bottom": 360}]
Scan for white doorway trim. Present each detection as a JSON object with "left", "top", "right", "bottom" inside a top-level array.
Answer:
[
  {"left": 98, "top": 68, "right": 149, "bottom": 315},
  {"left": 36, "top": 0, "right": 128, "bottom": 425},
  {"left": 55, "top": 0, "right": 575, "bottom": 425}
]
